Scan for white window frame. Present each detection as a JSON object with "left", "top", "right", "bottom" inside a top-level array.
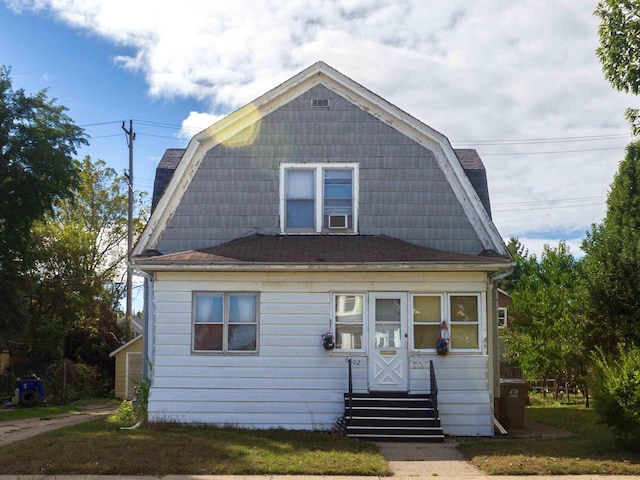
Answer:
[
  {"left": 498, "top": 307, "right": 508, "bottom": 329},
  {"left": 409, "top": 292, "right": 484, "bottom": 353},
  {"left": 279, "top": 163, "right": 359, "bottom": 233},
  {"left": 331, "top": 293, "right": 366, "bottom": 352},
  {"left": 447, "top": 293, "right": 483, "bottom": 353},
  {"left": 192, "top": 292, "right": 259, "bottom": 354},
  {"left": 410, "top": 294, "right": 445, "bottom": 352}
]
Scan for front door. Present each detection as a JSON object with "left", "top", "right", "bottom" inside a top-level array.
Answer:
[{"left": 368, "top": 292, "right": 409, "bottom": 391}]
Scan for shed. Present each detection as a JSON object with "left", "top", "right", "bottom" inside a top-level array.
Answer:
[{"left": 109, "top": 335, "right": 143, "bottom": 400}]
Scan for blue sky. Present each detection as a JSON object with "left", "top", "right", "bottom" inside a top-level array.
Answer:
[{"left": 1, "top": 0, "right": 636, "bottom": 261}]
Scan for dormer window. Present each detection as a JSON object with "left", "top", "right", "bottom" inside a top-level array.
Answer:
[{"left": 280, "top": 163, "right": 358, "bottom": 233}]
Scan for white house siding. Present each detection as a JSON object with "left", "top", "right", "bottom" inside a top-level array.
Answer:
[{"left": 148, "top": 270, "right": 494, "bottom": 435}]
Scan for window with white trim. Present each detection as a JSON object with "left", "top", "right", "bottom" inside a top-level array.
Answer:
[
  {"left": 449, "top": 294, "right": 481, "bottom": 350},
  {"left": 332, "top": 293, "right": 364, "bottom": 351},
  {"left": 193, "top": 293, "right": 258, "bottom": 352},
  {"left": 411, "top": 293, "right": 482, "bottom": 352},
  {"left": 411, "top": 295, "right": 444, "bottom": 350},
  {"left": 280, "top": 163, "right": 358, "bottom": 233},
  {"left": 498, "top": 307, "right": 508, "bottom": 329}
]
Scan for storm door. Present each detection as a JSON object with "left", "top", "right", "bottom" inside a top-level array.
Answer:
[{"left": 368, "top": 292, "right": 408, "bottom": 391}]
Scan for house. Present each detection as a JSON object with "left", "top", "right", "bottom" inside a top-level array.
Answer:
[
  {"left": 131, "top": 61, "right": 513, "bottom": 438},
  {"left": 109, "top": 335, "right": 143, "bottom": 400}
]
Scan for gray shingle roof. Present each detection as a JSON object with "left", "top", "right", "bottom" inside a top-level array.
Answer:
[
  {"left": 151, "top": 148, "right": 185, "bottom": 214},
  {"left": 134, "top": 234, "right": 510, "bottom": 266}
]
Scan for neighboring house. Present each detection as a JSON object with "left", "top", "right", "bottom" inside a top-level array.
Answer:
[
  {"left": 109, "top": 335, "right": 143, "bottom": 400},
  {"left": 131, "top": 61, "right": 513, "bottom": 438}
]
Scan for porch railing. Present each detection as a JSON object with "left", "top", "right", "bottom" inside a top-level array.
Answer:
[
  {"left": 347, "top": 357, "right": 353, "bottom": 425},
  {"left": 430, "top": 360, "right": 438, "bottom": 414}
]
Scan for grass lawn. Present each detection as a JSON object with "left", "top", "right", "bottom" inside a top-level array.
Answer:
[
  {"left": 0, "top": 415, "right": 390, "bottom": 476},
  {"left": 0, "top": 404, "right": 84, "bottom": 421},
  {"left": 458, "top": 401, "right": 640, "bottom": 475}
]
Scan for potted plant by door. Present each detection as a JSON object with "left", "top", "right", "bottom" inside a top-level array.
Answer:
[{"left": 322, "top": 331, "right": 335, "bottom": 350}]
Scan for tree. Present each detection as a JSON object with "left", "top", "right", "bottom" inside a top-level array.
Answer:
[
  {"left": 0, "top": 66, "right": 86, "bottom": 333},
  {"left": 25, "top": 157, "right": 147, "bottom": 373},
  {"left": 506, "top": 241, "right": 587, "bottom": 390},
  {"left": 595, "top": 1, "right": 640, "bottom": 133},
  {"left": 582, "top": 141, "right": 640, "bottom": 355}
]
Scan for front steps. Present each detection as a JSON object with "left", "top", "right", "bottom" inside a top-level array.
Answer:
[{"left": 343, "top": 391, "right": 444, "bottom": 442}]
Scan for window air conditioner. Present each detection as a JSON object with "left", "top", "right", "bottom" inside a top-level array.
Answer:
[{"left": 328, "top": 214, "right": 348, "bottom": 229}]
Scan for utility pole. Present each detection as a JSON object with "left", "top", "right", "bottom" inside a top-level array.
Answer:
[{"left": 122, "top": 120, "right": 135, "bottom": 335}]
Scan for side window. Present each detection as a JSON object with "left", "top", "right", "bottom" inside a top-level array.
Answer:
[
  {"left": 411, "top": 295, "right": 443, "bottom": 350},
  {"left": 449, "top": 294, "right": 480, "bottom": 350},
  {"left": 498, "top": 307, "right": 508, "bottom": 329},
  {"left": 333, "top": 294, "right": 364, "bottom": 351},
  {"left": 193, "top": 293, "right": 258, "bottom": 353}
]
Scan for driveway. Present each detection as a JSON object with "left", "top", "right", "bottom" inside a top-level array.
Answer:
[{"left": 0, "top": 403, "right": 115, "bottom": 447}]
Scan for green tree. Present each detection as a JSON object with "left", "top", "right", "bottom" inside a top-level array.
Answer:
[
  {"left": 506, "top": 241, "right": 587, "bottom": 388},
  {"left": 25, "top": 157, "right": 147, "bottom": 373},
  {"left": 595, "top": 0, "right": 640, "bottom": 133},
  {"left": 582, "top": 141, "right": 640, "bottom": 354},
  {"left": 0, "top": 66, "right": 86, "bottom": 333}
]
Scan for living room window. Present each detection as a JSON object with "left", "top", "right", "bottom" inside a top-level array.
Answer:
[
  {"left": 411, "top": 293, "right": 482, "bottom": 352},
  {"left": 280, "top": 163, "right": 358, "bottom": 233},
  {"left": 193, "top": 292, "right": 258, "bottom": 353}
]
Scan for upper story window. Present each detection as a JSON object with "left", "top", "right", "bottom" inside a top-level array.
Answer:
[{"left": 280, "top": 163, "right": 358, "bottom": 233}]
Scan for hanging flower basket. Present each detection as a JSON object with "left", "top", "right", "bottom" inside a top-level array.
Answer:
[
  {"left": 436, "top": 336, "right": 449, "bottom": 356},
  {"left": 322, "top": 331, "right": 335, "bottom": 351}
]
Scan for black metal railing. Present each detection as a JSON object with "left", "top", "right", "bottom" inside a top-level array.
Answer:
[
  {"left": 429, "top": 360, "right": 438, "bottom": 414},
  {"left": 347, "top": 357, "right": 353, "bottom": 425}
]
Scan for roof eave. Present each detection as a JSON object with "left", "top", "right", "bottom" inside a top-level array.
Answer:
[{"left": 130, "top": 260, "right": 514, "bottom": 273}]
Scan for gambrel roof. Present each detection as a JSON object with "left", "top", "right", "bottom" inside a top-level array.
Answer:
[{"left": 133, "top": 61, "right": 508, "bottom": 258}]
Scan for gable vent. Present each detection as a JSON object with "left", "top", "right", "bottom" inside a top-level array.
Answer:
[{"left": 312, "top": 99, "right": 329, "bottom": 108}]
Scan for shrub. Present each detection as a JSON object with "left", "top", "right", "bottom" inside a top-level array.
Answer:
[
  {"left": 115, "top": 400, "right": 135, "bottom": 422},
  {"left": 46, "top": 361, "right": 101, "bottom": 404},
  {"left": 133, "top": 378, "right": 150, "bottom": 423},
  {"left": 590, "top": 344, "right": 640, "bottom": 451}
]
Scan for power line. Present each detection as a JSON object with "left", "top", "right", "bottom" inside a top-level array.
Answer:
[
  {"left": 453, "top": 132, "right": 631, "bottom": 144},
  {"left": 479, "top": 146, "right": 625, "bottom": 156}
]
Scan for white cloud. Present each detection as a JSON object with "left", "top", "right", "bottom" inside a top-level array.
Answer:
[
  {"left": 5, "top": 0, "right": 636, "bottom": 251},
  {"left": 180, "top": 111, "right": 224, "bottom": 139}
]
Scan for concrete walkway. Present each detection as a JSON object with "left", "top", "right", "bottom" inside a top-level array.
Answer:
[{"left": 0, "top": 403, "right": 114, "bottom": 447}]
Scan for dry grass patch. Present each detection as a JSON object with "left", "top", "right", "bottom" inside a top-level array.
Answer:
[
  {"left": 458, "top": 403, "right": 640, "bottom": 475},
  {"left": 0, "top": 416, "right": 390, "bottom": 476}
]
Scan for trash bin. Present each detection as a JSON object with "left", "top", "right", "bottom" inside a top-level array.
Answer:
[
  {"left": 499, "top": 378, "right": 529, "bottom": 429},
  {"left": 16, "top": 374, "right": 45, "bottom": 407}
]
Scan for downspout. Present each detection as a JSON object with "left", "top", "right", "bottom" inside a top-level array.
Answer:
[
  {"left": 488, "top": 265, "right": 515, "bottom": 435},
  {"left": 131, "top": 267, "right": 154, "bottom": 382}
]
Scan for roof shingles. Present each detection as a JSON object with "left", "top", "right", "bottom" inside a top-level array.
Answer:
[{"left": 134, "top": 234, "right": 510, "bottom": 266}]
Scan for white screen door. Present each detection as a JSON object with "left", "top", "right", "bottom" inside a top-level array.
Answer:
[{"left": 368, "top": 292, "right": 408, "bottom": 391}]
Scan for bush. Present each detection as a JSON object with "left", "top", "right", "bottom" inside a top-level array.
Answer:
[
  {"left": 46, "top": 361, "right": 101, "bottom": 404},
  {"left": 133, "top": 378, "right": 150, "bottom": 423},
  {"left": 115, "top": 400, "right": 135, "bottom": 422},
  {"left": 590, "top": 345, "right": 640, "bottom": 451}
]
